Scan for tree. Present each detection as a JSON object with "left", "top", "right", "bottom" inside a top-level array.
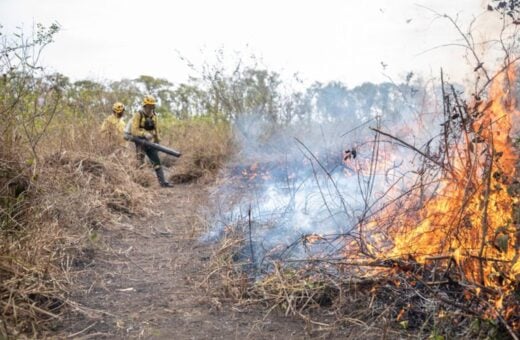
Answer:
[
  {"left": 202, "top": 66, "right": 282, "bottom": 123},
  {"left": 67, "top": 80, "right": 107, "bottom": 117},
  {"left": 109, "top": 78, "right": 141, "bottom": 112},
  {"left": 134, "top": 75, "right": 174, "bottom": 115},
  {"left": 170, "top": 83, "right": 208, "bottom": 119},
  {"left": 0, "top": 23, "right": 61, "bottom": 159},
  {"left": 489, "top": 0, "right": 520, "bottom": 20},
  {"left": 314, "top": 81, "right": 354, "bottom": 122}
]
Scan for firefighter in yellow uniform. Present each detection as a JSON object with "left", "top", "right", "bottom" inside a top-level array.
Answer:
[
  {"left": 131, "top": 95, "right": 173, "bottom": 187},
  {"left": 101, "top": 102, "right": 126, "bottom": 146}
]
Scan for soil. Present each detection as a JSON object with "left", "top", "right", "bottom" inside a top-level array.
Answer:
[{"left": 56, "top": 183, "right": 315, "bottom": 339}]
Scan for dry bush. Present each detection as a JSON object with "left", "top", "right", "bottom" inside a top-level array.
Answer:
[
  {"left": 203, "top": 233, "right": 513, "bottom": 339},
  {"left": 201, "top": 233, "right": 250, "bottom": 299},
  {"left": 201, "top": 233, "right": 390, "bottom": 337},
  {"left": 0, "top": 114, "right": 156, "bottom": 337},
  {"left": 160, "top": 116, "right": 235, "bottom": 184}
]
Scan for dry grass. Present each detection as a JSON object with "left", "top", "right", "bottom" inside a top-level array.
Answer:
[
  {"left": 160, "top": 116, "right": 235, "bottom": 184},
  {"left": 0, "top": 120, "right": 156, "bottom": 337},
  {"left": 0, "top": 107, "right": 236, "bottom": 337},
  {"left": 200, "top": 67, "right": 520, "bottom": 339},
  {"left": 203, "top": 234, "right": 513, "bottom": 339}
]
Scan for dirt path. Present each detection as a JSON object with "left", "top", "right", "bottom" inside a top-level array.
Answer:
[{"left": 59, "top": 183, "right": 310, "bottom": 339}]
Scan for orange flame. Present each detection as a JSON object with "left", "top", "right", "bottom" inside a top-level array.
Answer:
[
  {"left": 384, "top": 67, "right": 519, "bottom": 292},
  {"left": 387, "top": 68, "right": 518, "bottom": 284},
  {"left": 304, "top": 233, "right": 324, "bottom": 244}
]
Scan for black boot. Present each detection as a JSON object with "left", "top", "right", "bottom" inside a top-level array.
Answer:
[{"left": 155, "top": 167, "right": 173, "bottom": 187}]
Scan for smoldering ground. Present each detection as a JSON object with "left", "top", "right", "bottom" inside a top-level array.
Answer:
[{"left": 201, "top": 80, "right": 446, "bottom": 271}]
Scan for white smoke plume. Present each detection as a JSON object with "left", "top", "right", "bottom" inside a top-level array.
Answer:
[{"left": 202, "top": 80, "right": 446, "bottom": 272}]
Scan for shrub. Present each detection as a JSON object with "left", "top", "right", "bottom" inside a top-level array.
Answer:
[{"left": 160, "top": 114, "right": 235, "bottom": 183}]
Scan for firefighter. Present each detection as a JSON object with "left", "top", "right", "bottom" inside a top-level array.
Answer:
[
  {"left": 131, "top": 95, "right": 173, "bottom": 188},
  {"left": 101, "top": 102, "right": 126, "bottom": 146}
]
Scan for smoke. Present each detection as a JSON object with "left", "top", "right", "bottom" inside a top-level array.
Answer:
[{"left": 202, "top": 80, "right": 446, "bottom": 271}]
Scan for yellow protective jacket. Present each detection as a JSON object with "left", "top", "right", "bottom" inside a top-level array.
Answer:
[
  {"left": 100, "top": 114, "right": 126, "bottom": 145},
  {"left": 131, "top": 109, "right": 160, "bottom": 143}
]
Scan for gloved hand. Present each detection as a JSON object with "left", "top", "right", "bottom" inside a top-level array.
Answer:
[{"left": 144, "top": 132, "right": 153, "bottom": 140}]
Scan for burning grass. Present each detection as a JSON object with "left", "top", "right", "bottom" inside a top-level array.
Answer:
[
  {"left": 204, "top": 67, "right": 520, "bottom": 338},
  {"left": 205, "top": 234, "right": 516, "bottom": 338}
]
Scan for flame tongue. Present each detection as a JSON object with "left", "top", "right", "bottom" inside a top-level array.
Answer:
[{"left": 386, "top": 68, "right": 519, "bottom": 289}]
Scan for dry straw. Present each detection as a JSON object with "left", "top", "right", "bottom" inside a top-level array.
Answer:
[{"left": 0, "top": 119, "right": 156, "bottom": 337}]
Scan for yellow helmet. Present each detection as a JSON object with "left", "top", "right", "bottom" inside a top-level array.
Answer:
[
  {"left": 143, "top": 95, "right": 156, "bottom": 106},
  {"left": 112, "top": 102, "right": 125, "bottom": 114}
]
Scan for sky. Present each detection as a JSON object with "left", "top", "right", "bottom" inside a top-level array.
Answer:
[{"left": 0, "top": 0, "right": 505, "bottom": 87}]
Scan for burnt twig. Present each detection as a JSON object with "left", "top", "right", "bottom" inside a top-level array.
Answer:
[
  {"left": 370, "top": 127, "right": 453, "bottom": 177},
  {"left": 248, "top": 205, "right": 256, "bottom": 271}
]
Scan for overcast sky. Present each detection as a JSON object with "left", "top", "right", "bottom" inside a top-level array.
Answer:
[{"left": 0, "top": 0, "right": 503, "bottom": 87}]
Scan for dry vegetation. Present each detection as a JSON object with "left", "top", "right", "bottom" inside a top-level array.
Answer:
[
  {"left": 161, "top": 115, "right": 235, "bottom": 184},
  {"left": 202, "top": 59, "right": 520, "bottom": 340},
  {"left": 3, "top": 8, "right": 520, "bottom": 338},
  {"left": 1, "top": 116, "right": 233, "bottom": 337},
  {"left": 0, "top": 27, "right": 233, "bottom": 336},
  {"left": 2, "top": 111, "right": 237, "bottom": 336},
  {"left": 2, "top": 136, "right": 135, "bottom": 336},
  {"left": 205, "top": 236, "right": 517, "bottom": 338}
]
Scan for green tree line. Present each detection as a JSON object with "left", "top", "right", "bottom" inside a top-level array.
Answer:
[{"left": 1, "top": 23, "right": 429, "bottom": 161}]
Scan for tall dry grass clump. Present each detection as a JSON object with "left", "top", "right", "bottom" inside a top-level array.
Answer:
[
  {"left": 161, "top": 115, "right": 235, "bottom": 183},
  {"left": 0, "top": 111, "right": 157, "bottom": 337}
]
